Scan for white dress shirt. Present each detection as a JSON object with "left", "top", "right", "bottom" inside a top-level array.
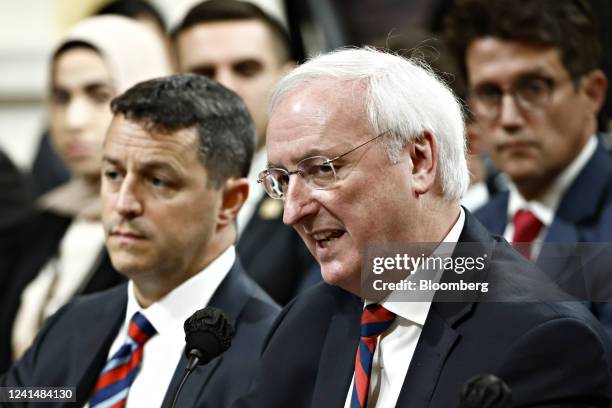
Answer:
[
  {"left": 461, "top": 181, "right": 489, "bottom": 212},
  {"left": 344, "top": 208, "right": 466, "bottom": 408},
  {"left": 84, "top": 246, "right": 235, "bottom": 408},
  {"left": 504, "top": 136, "right": 597, "bottom": 260}
]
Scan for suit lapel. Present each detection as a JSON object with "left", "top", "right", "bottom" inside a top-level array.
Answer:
[
  {"left": 397, "top": 211, "right": 489, "bottom": 406},
  {"left": 395, "top": 305, "right": 462, "bottom": 406},
  {"left": 73, "top": 286, "right": 126, "bottom": 405},
  {"left": 311, "top": 295, "right": 362, "bottom": 408},
  {"left": 474, "top": 192, "right": 508, "bottom": 236},
  {"left": 554, "top": 141, "right": 612, "bottom": 224},
  {"left": 161, "top": 262, "right": 252, "bottom": 407},
  {"left": 536, "top": 142, "right": 612, "bottom": 297}
]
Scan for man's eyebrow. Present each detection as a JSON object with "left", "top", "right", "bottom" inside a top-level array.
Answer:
[
  {"left": 102, "top": 156, "right": 182, "bottom": 175},
  {"left": 474, "top": 68, "right": 554, "bottom": 87},
  {"left": 139, "top": 160, "right": 182, "bottom": 175},
  {"left": 267, "top": 145, "right": 352, "bottom": 169},
  {"left": 102, "top": 155, "right": 121, "bottom": 166}
]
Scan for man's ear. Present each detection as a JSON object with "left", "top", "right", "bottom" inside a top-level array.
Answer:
[
  {"left": 217, "top": 178, "right": 249, "bottom": 227},
  {"left": 581, "top": 69, "right": 608, "bottom": 114},
  {"left": 410, "top": 131, "right": 438, "bottom": 196}
]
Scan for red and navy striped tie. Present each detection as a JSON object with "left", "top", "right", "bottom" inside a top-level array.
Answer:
[
  {"left": 351, "top": 304, "right": 396, "bottom": 408},
  {"left": 89, "top": 312, "right": 157, "bottom": 408}
]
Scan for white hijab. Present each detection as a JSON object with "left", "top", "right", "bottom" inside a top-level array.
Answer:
[
  {"left": 58, "top": 14, "right": 172, "bottom": 93},
  {"left": 41, "top": 15, "right": 173, "bottom": 219}
]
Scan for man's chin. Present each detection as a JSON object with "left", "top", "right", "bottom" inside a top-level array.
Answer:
[
  {"left": 109, "top": 256, "right": 151, "bottom": 278},
  {"left": 320, "top": 265, "right": 361, "bottom": 295}
]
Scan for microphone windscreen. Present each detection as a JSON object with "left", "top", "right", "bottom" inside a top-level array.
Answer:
[
  {"left": 183, "top": 307, "right": 235, "bottom": 365},
  {"left": 459, "top": 374, "right": 512, "bottom": 408}
]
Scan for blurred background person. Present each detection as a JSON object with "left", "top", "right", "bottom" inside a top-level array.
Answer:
[
  {"left": 95, "top": 0, "right": 176, "bottom": 69},
  {"left": 29, "top": 0, "right": 175, "bottom": 199},
  {"left": 373, "top": 28, "right": 506, "bottom": 212},
  {"left": 173, "top": 0, "right": 317, "bottom": 305},
  {"left": 444, "top": 0, "right": 612, "bottom": 333},
  {"left": 0, "top": 15, "right": 172, "bottom": 372}
]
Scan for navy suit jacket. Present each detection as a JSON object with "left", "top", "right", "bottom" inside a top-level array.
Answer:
[
  {"left": 475, "top": 141, "right": 612, "bottom": 334},
  {"left": 1, "top": 261, "right": 280, "bottom": 407},
  {"left": 237, "top": 211, "right": 612, "bottom": 407}
]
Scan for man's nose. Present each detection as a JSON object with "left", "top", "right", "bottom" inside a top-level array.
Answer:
[
  {"left": 282, "top": 176, "right": 317, "bottom": 227},
  {"left": 498, "top": 94, "right": 526, "bottom": 132},
  {"left": 115, "top": 176, "right": 143, "bottom": 219}
]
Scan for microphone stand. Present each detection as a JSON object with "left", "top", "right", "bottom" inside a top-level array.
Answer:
[{"left": 169, "top": 350, "right": 203, "bottom": 408}]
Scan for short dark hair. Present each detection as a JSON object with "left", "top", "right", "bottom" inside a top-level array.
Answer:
[
  {"left": 111, "top": 73, "right": 256, "bottom": 187},
  {"left": 443, "top": 0, "right": 602, "bottom": 82},
  {"left": 96, "top": 0, "right": 166, "bottom": 32},
  {"left": 173, "top": 0, "right": 291, "bottom": 63}
]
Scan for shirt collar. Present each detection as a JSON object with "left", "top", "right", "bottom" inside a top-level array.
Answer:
[
  {"left": 507, "top": 135, "right": 597, "bottom": 226},
  {"left": 373, "top": 207, "right": 466, "bottom": 326},
  {"left": 124, "top": 246, "right": 236, "bottom": 342}
]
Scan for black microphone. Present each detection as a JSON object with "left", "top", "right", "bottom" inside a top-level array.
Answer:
[
  {"left": 169, "top": 307, "right": 235, "bottom": 408},
  {"left": 459, "top": 374, "right": 513, "bottom": 408}
]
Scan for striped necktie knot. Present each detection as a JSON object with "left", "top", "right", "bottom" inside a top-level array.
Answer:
[
  {"left": 351, "top": 304, "right": 396, "bottom": 408},
  {"left": 360, "top": 304, "right": 396, "bottom": 338},
  {"left": 89, "top": 312, "right": 156, "bottom": 408},
  {"left": 127, "top": 312, "right": 156, "bottom": 346}
]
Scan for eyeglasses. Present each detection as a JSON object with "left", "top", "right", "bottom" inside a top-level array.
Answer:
[
  {"left": 470, "top": 76, "right": 562, "bottom": 121},
  {"left": 258, "top": 131, "right": 389, "bottom": 200}
]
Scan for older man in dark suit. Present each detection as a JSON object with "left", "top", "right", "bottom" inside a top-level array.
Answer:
[{"left": 236, "top": 47, "right": 612, "bottom": 407}]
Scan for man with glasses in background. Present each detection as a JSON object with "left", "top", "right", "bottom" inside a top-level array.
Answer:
[
  {"left": 235, "top": 47, "right": 612, "bottom": 407},
  {"left": 445, "top": 0, "right": 612, "bottom": 334}
]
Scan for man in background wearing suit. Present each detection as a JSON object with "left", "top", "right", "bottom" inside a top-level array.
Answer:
[
  {"left": 444, "top": 0, "right": 612, "bottom": 334},
  {"left": 173, "top": 0, "right": 317, "bottom": 305},
  {"left": 1, "top": 74, "right": 279, "bottom": 407},
  {"left": 236, "top": 48, "right": 612, "bottom": 407}
]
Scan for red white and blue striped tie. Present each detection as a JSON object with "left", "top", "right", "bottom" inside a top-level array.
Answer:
[
  {"left": 89, "top": 312, "right": 156, "bottom": 408},
  {"left": 351, "top": 304, "right": 396, "bottom": 408}
]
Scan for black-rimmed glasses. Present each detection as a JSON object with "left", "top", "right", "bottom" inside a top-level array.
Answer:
[{"left": 470, "top": 75, "right": 566, "bottom": 121}]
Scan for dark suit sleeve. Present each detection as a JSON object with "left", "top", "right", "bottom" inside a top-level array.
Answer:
[
  {"left": 496, "top": 317, "right": 612, "bottom": 407},
  {"left": 0, "top": 301, "right": 72, "bottom": 387}
]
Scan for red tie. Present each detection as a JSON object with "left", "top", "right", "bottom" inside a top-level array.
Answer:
[
  {"left": 511, "top": 209, "right": 543, "bottom": 260},
  {"left": 351, "top": 304, "right": 396, "bottom": 408}
]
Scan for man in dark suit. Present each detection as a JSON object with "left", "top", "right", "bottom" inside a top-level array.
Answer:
[
  {"left": 236, "top": 48, "right": 612, "bottom": 407},
  {"left": 1, "top": 74, "right": 279, "bottom": 407},
  {"left": 173, "top": 0, "right": 317, "bottom": 305},
  {"left": 443, "top": 0, "right": 612, "bottom": 334}
]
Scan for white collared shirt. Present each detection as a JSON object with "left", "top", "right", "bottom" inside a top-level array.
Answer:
[
  {"left": 84, "top": 246, "right": 235, "bottom": 408},
  {"left": 504, "top": 136, "right": 597, "bottom": 259},
  {"left": 237, "top": 148, "right": 267, "bottom": 236},
  {"left": 344, "top": 208, "right": 466, "bottom": 408}
]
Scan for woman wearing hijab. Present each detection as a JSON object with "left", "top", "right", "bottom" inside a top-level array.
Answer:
[{"left": 0, "top": 15, "right": 172, "bottom": 371}]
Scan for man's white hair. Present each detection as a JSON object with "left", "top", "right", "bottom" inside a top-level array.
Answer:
[{"left": 269, "top": 47, "right": 469, "bottom": 201}]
